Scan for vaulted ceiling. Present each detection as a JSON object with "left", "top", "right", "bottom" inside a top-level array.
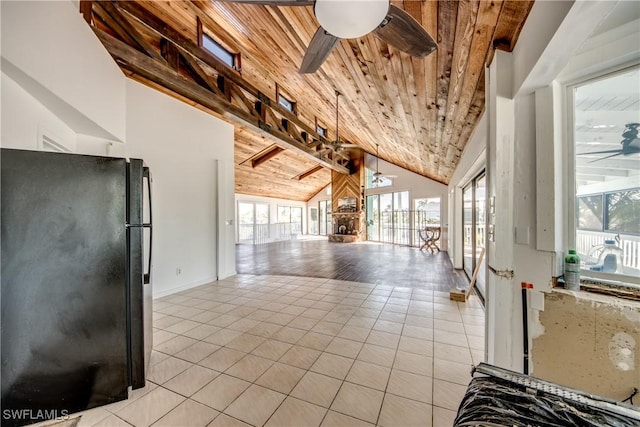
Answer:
[{"left": 86, "top": 0, "right": 534, "bottom": 201}]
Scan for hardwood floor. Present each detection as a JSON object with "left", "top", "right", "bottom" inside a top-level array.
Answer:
[{"left": 236, "top": 239, "right": 469, "bottom": 292}]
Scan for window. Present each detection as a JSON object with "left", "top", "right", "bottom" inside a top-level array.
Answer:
[
  {"left": 309, "top": 207, "right": 319, "bottom": 234},
  {"left": 237, "top": 202, "right": 269, "bottom": 244},
  {"left": 572, "top": 67, "right": 640, "bottom": 281},
  {"left": 414, "top": 198, "right": 441, "bottom": 225},
  {"left": 577, "top": 190, "right": 640, "bottom": 234},
  {"left": 278, "top": 94, "right": 295, "bottom": 113},
  {"left": 278, "top": 206, "right": 303, "bottom": 235},
  {"left": 577, "top": 195, "right": 604, "bottom": 231},
  {"left": 318, "top": 200, "right": 331, "bottom": 235},
  {"left": 317, "top": 125, "right": 327, "bottom": 137},
  {"left": 278, "top": 206, "right": 291, "bottom": 223},
  {"left": 202, "top": 33, "right": 237, "bottom": 70},
  {"left": 366, "top": 191, "right": 410, "bottom": 245},
  {"left": 414, "top": 197, "right": 441, "bottom": 248}
]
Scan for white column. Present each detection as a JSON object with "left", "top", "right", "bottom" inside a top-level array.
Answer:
[{"left": 485, "top": 50, "right": 519, "bottom": 370}]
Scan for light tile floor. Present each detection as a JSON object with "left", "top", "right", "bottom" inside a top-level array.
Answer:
[{"left": 72, "top": 274, "right": 485, "bottom": 427}]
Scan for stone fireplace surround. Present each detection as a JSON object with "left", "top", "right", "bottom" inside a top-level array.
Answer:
[
  {"left": 329, "top": 147, "right": 365, "bottom": 243},
  {"left": 329, "top": 212, "right": 363, "bottom": 243}
]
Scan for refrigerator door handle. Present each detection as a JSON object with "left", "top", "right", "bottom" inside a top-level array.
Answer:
[{"left": 143, "top": 166, "right": 152, "bottom": 285}]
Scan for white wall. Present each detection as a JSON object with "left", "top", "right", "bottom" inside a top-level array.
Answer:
[
  {"left": 1, "top": 73, "right": 78, "bottom": 152},
  {"left": 1, "top": 0, "right": 126, "bottom": 141},
  {"left": 126, "top": 80, "right": 235, "bottom": 296},
  {"left": 307, "top": 185, "right": 332, "bottom": 206},
  {"left": 1, "top": 0, "right": 236, "bottom": 298}
]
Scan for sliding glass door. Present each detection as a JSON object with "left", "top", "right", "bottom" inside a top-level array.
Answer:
[
  {"left": 367, "top": 191, "right": 409, "bottom": 244},
  {"left": 309, "top": 207, "right": 318, "bottom": 234},
  {"left": 463, "top": 186, "right": 474, "bottom": 277},
  {"left": 318, "top": 201, "right": 332, "bottom": 235},
  {"left": 237, "top": 202, "right": 269, "bottom": 244},
  {"left": 474, "top": 175, "right": 486, "bottom": 296},
  {"left": 462, "top": 172, "right": 487, "bottom": 297}
]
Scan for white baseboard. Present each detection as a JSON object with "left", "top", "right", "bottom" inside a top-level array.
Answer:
[
  {"left": 218, "top": 270, "right": 238, "bottom": 280},
  {"left": 153, "top": 277, "right": 218, "bottom": 299}
]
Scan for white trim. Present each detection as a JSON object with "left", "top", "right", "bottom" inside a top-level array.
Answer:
[
  {"left": 38, "top": 128, "right": 73, "bottom": 153},
  {"left": 153, "top": 276, "right": 219, "bottom": 299},
  {"left": 563, "top": 63, "right": 640, "bottom": 285}
]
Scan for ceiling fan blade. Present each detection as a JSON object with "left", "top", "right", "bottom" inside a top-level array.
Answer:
[
  {"left": 589, "top": 152, "right": 626, "bottom": 162},
  {"left": 577, "top": 149, "right": 624, "bottom": 155},
  {"left": 300, "top": 27, "right": 340, "bottom": 73},
  {"left": 219, "top": 0, "right": 313, "bottom": 5},
  {"left": 373, "top": 5, "right": 437, "bottom": 58}
]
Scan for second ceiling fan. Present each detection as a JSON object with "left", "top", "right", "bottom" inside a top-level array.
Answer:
[
  {"left": 221, "top": 0, "right": 438, "bottom": 73},
  {"left": 372, "top": 143, "right": 397, "bottom": 184}
]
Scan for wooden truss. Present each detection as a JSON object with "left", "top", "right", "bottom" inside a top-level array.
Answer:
[{"left": 83, "top": 0, "right": 350, "bottom": 174}]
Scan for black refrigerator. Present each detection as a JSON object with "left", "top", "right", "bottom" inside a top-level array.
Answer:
[{"left": 1, "top": 148, "right": 153, "bottom": 426}]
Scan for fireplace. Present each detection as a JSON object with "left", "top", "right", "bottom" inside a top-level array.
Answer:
[
  {"left": 329, "top": 212, "right": 363, "bottom": 243},
  {"left": 328, "top": 148, "right": 365, "bottom": 243}
]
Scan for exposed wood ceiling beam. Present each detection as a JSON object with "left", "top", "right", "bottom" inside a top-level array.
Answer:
[
  {"left": 97, "top": 1, "right": 166, "bottom": 64},
  {"left": 248, "top": 144, "right": 285, "bottom": 168},
  {"left": 294, "top": 165, "right": 324, "bottom": 181}
]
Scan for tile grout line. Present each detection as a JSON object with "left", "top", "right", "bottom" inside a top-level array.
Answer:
[{"left": 105, "top": 275, "right": 482, "bottom": 427}]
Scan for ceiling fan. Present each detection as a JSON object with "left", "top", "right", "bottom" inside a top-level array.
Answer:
[
  {"left": 372, "top": 143, "right": 397, "bottom": 184},
  {"left": 323, "top": 90, "right": 358, "bottom": 152},
  {"left": 222, "top": 0, "right": 438, "bottom": 73},
  {"left": 578, "top": 122, "right": 640, "bottom": 162}
]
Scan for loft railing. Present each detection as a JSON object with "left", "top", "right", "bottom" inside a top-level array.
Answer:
[{"left": 238, "top": 223, "right": 302, "bottom": 245}]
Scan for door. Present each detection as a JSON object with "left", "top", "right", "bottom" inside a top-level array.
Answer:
[
  {"left": 309, "top": 207, "right": 319, "bottom": 234},
  {"left": 414, "top": 198, "right": 441, "bottom": 247},
  {"left": 463, "top": 184, "right": 474, "bottom": 278},
  {"left": 319, "top": 201, "right": 327, "bottom": 235},
  {"left": 462, "top": 172, "right": 487, "bottom": 298},
  {"left": 319, "top": 201, "right": 332, "bottom": 235},
  {"left": 238, "top": 202, "right": 255, "bottom": 243},
  {"left": 474, "top": 174, "right": 487, "bottom": 296},
  {"left": 291, "top": 207, "right": 302, "bottom": 235},
  {"left": 366, "top": 195, "right": 379, "bottom": 241}
]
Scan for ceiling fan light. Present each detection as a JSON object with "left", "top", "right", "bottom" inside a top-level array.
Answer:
[{"left": 314, "top": 0, "right": 390, "bottom": 39}]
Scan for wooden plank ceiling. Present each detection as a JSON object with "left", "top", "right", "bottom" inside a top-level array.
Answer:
[{"left": 87, "top": 0, "right": 533, "bottom": 201}]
